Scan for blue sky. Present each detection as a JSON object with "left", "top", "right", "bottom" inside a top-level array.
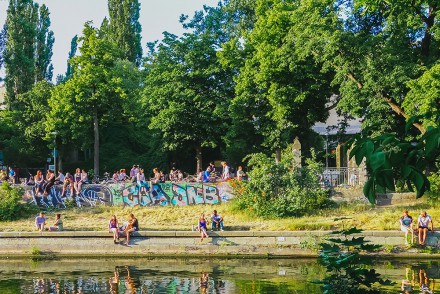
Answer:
[{"left": 0, "top": 0, "right": 219, "bottom": 79}]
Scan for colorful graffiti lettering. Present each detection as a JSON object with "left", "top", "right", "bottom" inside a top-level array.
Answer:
[{"left": 23, "top": 182, "right": 233, "bottom": 208}]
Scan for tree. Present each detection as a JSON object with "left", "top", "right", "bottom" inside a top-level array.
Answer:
[
  {"left": 282, "top": 0, "right": 439, "bottom": 135},
  {"left": 0, "top": 24, "right": 6, "bottom": 71},
  {"left": 4, "top": 0, "right": 38, "bottom": 108},
  {"left": 34, "top": 4, "right": 54, "bottom": 82},
  {"left": 56, "top": 35, "right": 78, "bottom": 84},
  {"left": 107, "top": 0, "right": 142, "bottom": 66},
  {"left": 143, "top": 21, "right": 233, "bottom": 172},
  {"left": 5, "top": 0, "right": 54, "bottom": 108},
  {"left": 223, "top": 0, "right": 334, "bottom": 162},
  {"left": 46, "top": 23, "right": 141, "bottom": 176}
]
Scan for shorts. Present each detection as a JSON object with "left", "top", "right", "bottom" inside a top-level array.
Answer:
[
  {"left": 401, "top": 225, "right": 413, "bottom": 233},
  {"left": 419, "top": 226, "right": 429, "bottom": 230}
]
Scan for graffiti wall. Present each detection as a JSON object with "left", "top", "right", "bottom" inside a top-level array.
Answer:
[{"left": 22, "top": 182, "right": 234, "bottom": 208}]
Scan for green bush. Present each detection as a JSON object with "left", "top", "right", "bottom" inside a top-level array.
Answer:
[
  {"left": 231, "top": 147, "right": 334, "bottom": 218},
  {"left": 0, "top": 182, "right": 38, "bottom": 221}
]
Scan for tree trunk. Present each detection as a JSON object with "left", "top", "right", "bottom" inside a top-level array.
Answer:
[
  {"left": 195, "top": 146, "right": 202, "bottom": 174},
  {"left": 275, "top": 148, "right": 281, "bottom": 164},
  {"left": 93, "top": 109, "right": 99, "bottom": 177}
]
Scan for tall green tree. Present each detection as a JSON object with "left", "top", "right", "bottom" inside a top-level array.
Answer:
[
  {"left": 46, "top": 23, "right": 141, "bottom": 176},
  {"left": 5, "top": 0, "right": 54, "bottom": 108},
  {"left": 107, "top": 0, "right": 142, "bottom": 66},
  {"left": 4, "top": 0, "right": 38, "bottom": 108},
  {"left": 0, "top": 24, "right": 6, "bottom": 71},
  {"left": 222, "top": 0, "right": 334, "bottom": 162},
  {"left": 34, "top": 4, "right": 54, "bottom": 82},
  {"left": 283, "top": 0, "right": 439, "bottom": 135},
  {"left": 143, "top": 21, "right": 234, "bottom": 172}
]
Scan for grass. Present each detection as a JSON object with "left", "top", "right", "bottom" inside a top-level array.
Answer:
[{"left": 1, "top": 197, "right": 438, "bottom": 232}]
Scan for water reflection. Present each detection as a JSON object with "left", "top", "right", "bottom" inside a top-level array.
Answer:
[
  {"left": 400, "top": 267, "right": 436, "bottom": 294},
  {"left": 0, "top": 258, "right": 438, "bottom": 293}
]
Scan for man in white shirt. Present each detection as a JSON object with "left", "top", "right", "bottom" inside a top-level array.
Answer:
[{"left": 417, "top": 211, "right": 434, "bottom": 246}]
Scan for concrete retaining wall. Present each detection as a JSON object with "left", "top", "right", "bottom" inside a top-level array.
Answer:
[{"left": 0, "top": 230, "right": 438, "bottom": 257}]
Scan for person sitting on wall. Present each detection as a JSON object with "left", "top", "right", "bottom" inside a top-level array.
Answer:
[
  {"left": 196, "top": 169, "right": 204, "bottom": 182},
  {"left": 123, "top": 213, "right": 139, "bottom": 246},
  {"left": 35, "top": 211, "right": 47, "bottom": 232},
  {"left": 136, "top": 168, "right": 147, "bottom": 195},
  {"left": 211, "top": 210, "right": 224, "bottom": 231},
  {"left": 34, "top": 170, "right": 45, "bottom": 195},
  {"left": 61, "top": 172, "right": 74, "bottom": 197},
  {"left": 8, "top": 167, "right": 16, "bottom": 184},
  {"left": 203, "top": 166, "right": 211, "bottom": 183},
  {"left": 418, "top": 211, "right": 434, "bottom": 246},
  {"left": 399, "top": 210, "right": 414, "bottom": 245},
  {"left": 42, "top": 169, "right": 55, "bottom": 196},
  {"left": 118, "top": 169, "right": 127, "bottom": 182},
  {"left": 0, "top": 169, "right": 7, "bottom": 182},
  {"left": 199, "top": 213, "right": 209, "bottom": 242},
  {"left": 108, "top": 215, "right": 119, "bottom": 244},
  {"left": 54, "top": 170, "right": 65, "bottom": 185}
]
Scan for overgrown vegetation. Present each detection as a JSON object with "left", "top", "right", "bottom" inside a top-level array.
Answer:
[
  {"left": 318, "top": 228, "right": 394, "bottom": 293},
  {"left": 0, "top": 182, "right": 37, "bottom": 221},
  {"left": 231, "top": 148, "right": 334, "bottom": 218}
]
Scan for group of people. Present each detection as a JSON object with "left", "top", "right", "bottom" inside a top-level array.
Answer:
[
  {"left": 400, "top": 210, "right": 434, "bottom": 246},
  {"left": 108, "top": 213, "right": 139, "bottom": 245},
  {"left": 35, "top": 212, "right": 63, "bottom": 232},
  {"left": 196, "top": 162, "right": 246, "bottom": 183},
  {"left": 197, "top": 210, "right": 224, "bottom": 242},
  {"left": 29, "top": 168, "right": 89, "bottom": 197},
  {"left": 0, "top": 167, "right": 16, "bottom": 184}
]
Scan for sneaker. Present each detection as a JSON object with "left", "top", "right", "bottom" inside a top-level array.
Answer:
[{"left": 220, "top": 229, "right": 224, "bottom": 231}]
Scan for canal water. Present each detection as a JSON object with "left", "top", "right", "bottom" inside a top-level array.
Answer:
[{"left": 0, "top": 258, "right": 437, "bottom": 293}]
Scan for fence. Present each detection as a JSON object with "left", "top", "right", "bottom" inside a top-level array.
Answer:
[{"left": 321, "top": 167, "right": 366, "bottom": 187}]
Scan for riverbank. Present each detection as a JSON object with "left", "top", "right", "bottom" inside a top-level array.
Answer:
[
  {"left": 2, "top": 194, "right": 439, "bottom": 232},
  {"left": 1, "top": 230, "right": 439, "bottom": 258}
]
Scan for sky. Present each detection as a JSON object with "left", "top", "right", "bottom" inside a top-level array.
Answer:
[{"left": 0, "top": 0, "right": 219, "bottom": 79}]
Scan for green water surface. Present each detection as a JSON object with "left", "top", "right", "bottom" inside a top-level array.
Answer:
[{"left": 0, "top": 258, "right": 437, "bottom": 293}]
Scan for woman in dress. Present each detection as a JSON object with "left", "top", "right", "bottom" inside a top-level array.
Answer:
[{"left": 198, "top": 213, "right": 209, "bottom": 242}]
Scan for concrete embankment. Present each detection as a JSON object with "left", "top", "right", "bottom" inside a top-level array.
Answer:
[{"left": 0, "top": 230, "right": 438, "bottom": 257}]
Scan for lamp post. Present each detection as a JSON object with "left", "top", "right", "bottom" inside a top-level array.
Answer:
[{"left": 51, "top": 131, "right": 57, "bottom": 173}]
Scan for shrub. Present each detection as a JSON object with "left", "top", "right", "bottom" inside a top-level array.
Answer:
[
  {"left": 231, "top": 147, "right": 334, "bottom": 218},
  {"left": 0, "top": 182, "right": 37, "bottom": 221}
]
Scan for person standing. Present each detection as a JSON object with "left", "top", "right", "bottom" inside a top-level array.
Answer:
[
  {"left": 417, "top": 211, "right": 434, "bottom": 246},
  {"left": 221, "top": 161, "right": 230, "bottom": 181}
]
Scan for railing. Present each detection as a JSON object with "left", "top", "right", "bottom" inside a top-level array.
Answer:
[{"left": 321, "top": 167, "right": 366, "bottom": 187}]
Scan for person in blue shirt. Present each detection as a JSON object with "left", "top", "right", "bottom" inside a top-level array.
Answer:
[
  {"left": 8, "top": 167, "right": 15, "bottom": 184},
  {"left": 203, "top": 166, "right": 212, "bottom": 182},
  {"left": 400, "top": 210, "right": 414, "bottom": 245}
]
